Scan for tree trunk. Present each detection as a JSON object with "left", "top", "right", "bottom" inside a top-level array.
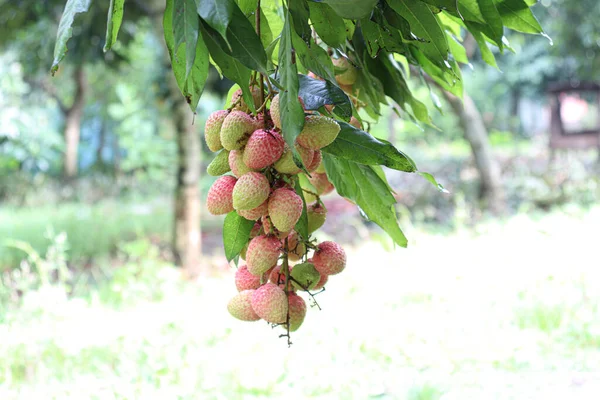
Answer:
[
  {"left": 64, "top": 66, "right": 86, "bottom": 178},
  {"left": 443, "top": 91, "right": 505, "bottom": 214}
]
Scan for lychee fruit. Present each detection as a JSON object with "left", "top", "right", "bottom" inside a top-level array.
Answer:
[
  {"left": 312, "top": 272, "right": 328, "bottom": 290},
  {"left": 232, "top": 172, "right": 270, "bottom": 210},
  {"left": 269, "top": 265, "right": 294, "bottom": 291},
  {"left": 206, "top": 175, "right": 237, "bottom": 215},
  {"left": 243, "top": 129, "right": 285, "bottom": 170},
  {"left": 312, "top": 241, "right": 346, "bottom": 276},
  {"left": 246, "top": 234, "right": 281, "bottom": 276},
  {"left": 230, "top": 86, "right": 263, "bottom": 112},
  {"left": 228, "top": 149, "right": 255, "bottom": 178},
  {"left": 290, "top": 262, "right": 320, "bottom": 291},
  {"left": 286, "top": 230, "right": 307, "bottom": 262},
  {"left": 235, "top": 265, "right": 262, "bottom": 292},
  {"left": 204, "top": 110, "right": 229, "bottom": 152},
  {"left": 307, "top": 202, "right": 327, "bottom": 234},
  {"left": 315, "top": 159, "right": 326, "bottom": 174},
  {"left": 220, "top": 110, "right": 260, "bottom": 150},
  {"left": 262, "top": 215, "right": 290, "bottom": 239},
  {"left": 285, "top": 292, "right": 307, "bottom": 331},
  {"left": 270, "top": 94, "right": 282, "bottom": 129},
  {"left": 251, "top": 283, "right": 288, "bottom": 323},
  {"left": 296, "top": 114, "right": 341, "bottom": 150},
  {"left": 207, "top": 149, "right": 231, "bottom": 176},
  {"left": 274, "top": 144, "right": 314, "bottom": 174},
  {"left": 333, "top": 57, "right": 358, "bottom": 85},
  {"left": 268, "top": 188, "right": 304, "bottom": 233},
  {"left": 309, "top": 173, "right": 334, "bottom": 195},
  {"left": 227, "top": 290, "right": 261, "bottom": 321},
  {"left": 237, "top": 199, "right": 269, "bottom": 221},
  {"left": 306, "top": 150, "right": 322, "bottom": 173}
]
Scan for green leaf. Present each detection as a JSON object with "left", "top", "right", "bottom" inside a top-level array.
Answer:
[
  {"left": 477, "top": 0, "right": 504, "bottom": 47},
  {"left": 173, "top": 0, "right": 200, "bottom": 79},
  {"left": 387, "top": 0, "right": 450, "bottom": 66},
  {"left": 224, "top": 3, "right": 268, "bottom": 73},
  {"left": 292, "top": 34, "right": 337, "bottom": 83},
  {"left": 418, "top": 171, "right": 450, "bottom": 193},
  {"left": 323, "top": 154, "right": 408, "bottom": 247},
  {"left": 223, "top": 211, "right": 255, "bottom": 262},
  {"left": 103, "top": 0, "right": 125, "bottom": 52},
  {"left": 196, "top": 0, "right": 235, "bottom": 46},
  {"left": 236, "top": 0, "right": 259, "bottom": 16},
  {"left": 466, "top": 22, "right": 498, "bottom": 67},
  {"left": 297, "top": 74, "right": 352, "bottom": 119},
  {"left": 411, "top": 47, "right": 463, "bottom": 98},
  {"left": 165, "top": 0, "right": 210, "bottom": 110},
  {"left": 322, "top": 0, "right": 378, "bottom": 19},
  {"left": 51, "top": 0, "right": 91, "bottom": 74},
  {"left": 447, "top": 35, "right": 468, "bottom": 64},
  {"left": 293, "top": 179, "right": 309, "bottom": 240},
  {"left": 494, "top": 0, "right": 542, "bottom": 34},
  {"left": 290, "top": 0, "right": 311, "bottom": 42},
  {"left": 278, "top": 8, "right": 305, "bottom": 155},
  {"left": 323, "top": 122, "right": 417, "bottom": 172},
  {"left": 308, "top": 2, "right": 347, "bottom": 48},
  {"left": 200, "top": 22, "right": 255, "bottom": 112}
]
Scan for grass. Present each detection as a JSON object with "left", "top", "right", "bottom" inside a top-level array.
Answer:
[{"left": 1, "top": 207, "right": 599, "bottom": 399}]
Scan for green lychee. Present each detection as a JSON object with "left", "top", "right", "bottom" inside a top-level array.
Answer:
[
  {"left": 246, "top": 234, "right": 281, "bottom": 276},
  {"left": 285, "top": 293, "right": 307, "bottom": 331},
  {"left": 220, "top": 110, "right": 260, "bottom": 150},
  {"left": 290, "top": 262, "right": 320, "bottom": 291},
  {"left": 312, "top": 241, "right": 346, "bottom": 276},
  {"left": 237, "top": 199, "right": 269, "bottom": 221},
  {"left": 307, "top": 202, "right": 327, "bottom": 234},
  {"left": 333, "top": 57, "right": 358, "bottom": 85},
  {"left": 296, "top": 114, "right": 340, "bottom": 150},
  {"left": 309, "top": 173, "right": 334, "bottom": 195},
  {"left": 306, "top": 150, "right": 322, "bottom": 173},
  {"left": 232, "top": 172, "right": 270, "bottom": 211},
  {"left": 228, "top": 149, "right": 255, "bottom": 178},
  {"left": 207, "top": 150, "right": 231, "bottom": 176},
  {"left": 269, "top": 265, "right": 294, "bottom": 292},
  {"left": 270, "top": 94, "right": 281, "bottom": 129},
  {"left": 206, "top": 175, "right": 237, "bottom": 215},
  {"left": 274, "top": 144, "right": 314, "bottom": 175},
  {"left": 230, "top": 86, "right": 263, "bottom": 112},
  {"left": 204, "top": 110, "right": 229, "bottom": 152},
  {"left": 228, "top": 290, "right": 261, "bottom": 321},
  {"left": 268, "top": 188, "right": 304, "bottom": 233},
  {"left": 285, "top": 230, "right": 307, "bottom": 262},
  {"left": 261, "top": 215, "right": 290, "bottom": 239},
  {"left": 251, "top": 283, "right": 288, "bottom": 323}
]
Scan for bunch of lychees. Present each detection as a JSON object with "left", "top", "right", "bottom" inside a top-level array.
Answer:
[{"left": 204, "top": 83, "right": 349, "bottom": 341}]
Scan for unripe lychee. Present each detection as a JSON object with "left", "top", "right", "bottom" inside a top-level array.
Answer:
[
  {"left": 349, "top": 116, "right": 362, "bottom": 129},
  {"left": 235, "top": 265, "right": 262, "bottom": 292},
  {"left": 268, "top": 188, "right": 304, "bottom": 233},
  {"left": 232, "top": 172, "right": 270, "bottom": 210},
  {"left": 309, "top": 173, "right": 334, "bottom": 195},
  {"left": 246, "top": 234, "right": 281, "bottom": 276},
  {"left": 285, "top": 292, "right": 307, "bottom": 331},
  {"left": 269, "top": 265, "right": 294, "bottom": 291},
  {"left": 307, "top": 202, "right": 327, "bottom": 234},
  {"left": 286, "top": 230, "right": 307, "bottom": 262},
  {"left": 228, "top": 149, "right": 255, "bottom": 178},
  {"left": 207, "top": 149, "right": 231, "bottom": 176},
  {"left": 204, "top": 110, "right": 229, "bottom": 152},
  {"left": 296, "top": 115, "right": 341, "bottom": 150},
  {"left": 237, "top": 199, "right": 269, "bottom": 221},
  {"left": 312, "top": 241, "right": 346, "bottom": 275},
  {"left": 315, "top": 159, "right": 326, "bottom": 174},
  {"left": 243, "top": 129, "right": 285, "bottom": 169},
  {"left": 228, "top": 290, "right": 261, "bottom": 321},
  {"left": 230, "top": 86, "right": 263, "bottom": 112},
  {"left": 251, "top": 283, "right": 288, "bottom": 323},
  {"left": 333, "top": 57, "right": 358, "bottom": 85},
  {"left": 261, "top": 216, "right": 289, "bottom": 239},
  {"left": 220, "top": 110, "right": 260, "bottom": 150},
  {"left": 206, "top": 175, "right": 237, "bottom": 215},
  {"left": 306, "top": 150, "right": 322, "bottom": 173},
  {"left": 290, "top": 262, "right": 320, "bottom": 290},
  {"left": 270, "top": 94, "right": 282, "bottom": 129},
  {"left": 274, "top": 144, "right": 314, "bottom": 174}
]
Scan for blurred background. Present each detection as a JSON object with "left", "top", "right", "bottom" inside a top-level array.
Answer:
[{"left": 1, "top": 1, "right": 599, "bottom": 399}]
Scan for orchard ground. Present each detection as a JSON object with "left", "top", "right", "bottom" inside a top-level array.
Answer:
[{"left": 1, "top": 204, "right": 599, "bottom": 399}]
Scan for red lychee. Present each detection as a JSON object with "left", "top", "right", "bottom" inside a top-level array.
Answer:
[
  {"left": 206, "top": 175, "right": 237, "bottom": 215},
  {"left": 312, "top": 241, "right": 346, "bottom": 276}
]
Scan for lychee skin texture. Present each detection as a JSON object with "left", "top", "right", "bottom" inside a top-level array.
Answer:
[
  {"left": 286, "top": 230, "right": 307, "bottom": 262},
  {"left": 309, "top": 173, "right": 334, "bottom": 195},
  {"left": 220, "top": 110, "right": 259, "bottom": 150},
  {"left": 204, "top": 110, "right": 229, "bottom": 152},
  {"left": 269, "top": 265, "right": 294, "bottom": 291},
  {"left": 206, "top": 175, "right": 237, "bottom": 215},
  {"left": 313, "top": 241, "right": 346, "bottom": 276},
  {"left": 312, "top": 272, "right": 328, "bottom": 290},
  {"left": 235, "top": 265, "right": 262, "bottom": 292},
  {"left": 268, "top": 188, "right": 304, "bottom": 233},
  {"left": 306, "top": 150, "right": 322, "bottom": 173},
  {"left": 251, "top": 283, "right": 288, "bottom": 323},
  {"left": 237, "top": 199, "right": 269, "bottom": 221},
  {"left": 230, "top": 87, "right": 263, "bottom": 112},
  {"left": 261, "top": 216, "right": 289, "bottom": 239},
  {"left": 307, "top": 202, "right": 327, "bottom": 234},
  {"left": 315, "top": 159, "right": 326, "bottom": 174},
  {"left": 270, "top": 94, "right": 281, "bottom": 129},
  {"left": 228, "top": 290, "right": 261, "bottom": 321},
  {"left": 229, "top": 149, "right": 255, "bottom": 178},
  {"left": 207, "top": 150, "right": 231, "bottom": 176},
  {"left": 243, "top": 129, "right": 285, "bottom": 170},
  {"left": 290, "top": 262, "right": 320, "bottom": 291},
  {"left": 286, "top": 293, "right": 307, "bottom": 331},
  {"left": 333, "top": 57, "right": 358, "bottom": 85},
  {"left": 246, "top": 235, "right": 281, "bottom": 276},
  {"left": 274, "top": 144, "right": 314, "bottom": 175},
  {"left": 232, "top": 172, "right": 270, "bottom": 211},
  {"left": 297, "top": 115, "right": 341, "bottom": 150}
]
